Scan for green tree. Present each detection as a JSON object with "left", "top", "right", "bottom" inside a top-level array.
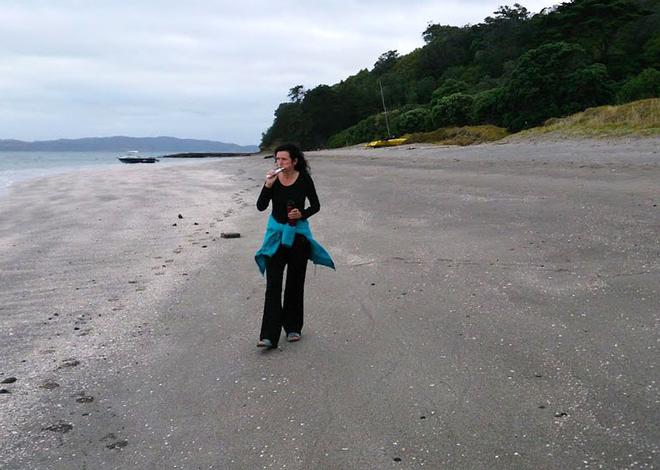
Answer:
[
  {"left": 373, "top": 50, "right": 400, "bottom": 74},
  {"left": 396, "top": 108, "right": 433, "bottom": 133},
  {"left": 431, "top": 79, "right": 469, "bottom": 103},
  {"left": 565, "top": 63, "right": 615, "bottom": 112},
  {"left": 432, "top": 93, "right": 475, "bottom": 127},
  {"left": 498, "top": 42, "right": 611, "bottom": 130},
  {"left": 287, "top": 85, "right": 307, "bottom": 103},
  {"left": 617, "top": 68, "right": 660, "bottom": 102},
  {"left": 472, "top": 88, "right": 502, "bottom": 124}
]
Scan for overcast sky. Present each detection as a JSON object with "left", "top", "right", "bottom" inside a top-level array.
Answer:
[{"left": 1, "top": 1, "right": 559, "bottom": 145}]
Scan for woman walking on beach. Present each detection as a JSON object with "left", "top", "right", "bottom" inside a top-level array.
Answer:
[{"left": 254, "top": 143, "right": 334, "bottom": 349}]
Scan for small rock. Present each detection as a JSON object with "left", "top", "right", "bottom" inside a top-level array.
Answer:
[
  {"left": 0, "top": 389, "right": 10, "bottom": 394},
  {"left": 393, "top": 457, "right": 402, "bottom": 462},
  {"left": 178, "top": 214, "right": 183, "bottom": 219},
  {"left": 75, "top": 394, "right": 95, "bottom": 404},
  {"left": 172, "top": 223, "right": 177, "bottom": 227},
  {"left": 220, "top": 232, "right": 241, "bottom": 239},
  {"left": 554, "top": 411, "right": 568, "bottom": 418},
  {"left": 1, "top": 377, "right": 17, "bottom": 384},
  {"left": 193, "top": 222, "right": 199, "bottom": 225},
  {"left": 106, "top": 440, "right": 128, "bottom": 450}
]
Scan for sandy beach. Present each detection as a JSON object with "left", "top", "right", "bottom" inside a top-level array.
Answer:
[{"left": 1, "top": 139, "right": 658, "bottom": 469}]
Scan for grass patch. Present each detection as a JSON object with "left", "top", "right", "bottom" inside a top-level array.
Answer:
[
  {"left": 403, "top": 125, "right": 509, "bottom": 146},
  {"left": 518, "top": 98, "right": 660, "bottom": 138}
]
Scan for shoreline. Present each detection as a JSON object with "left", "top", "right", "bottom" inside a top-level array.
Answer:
[
  {"left": 1, "top": 139, "right": 658, "bottom": 468},
  {"left": 0, "top": 154, "right": 247, "bottom": 199}
]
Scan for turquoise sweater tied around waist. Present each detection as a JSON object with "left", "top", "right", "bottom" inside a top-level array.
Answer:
[{"left": 255, "top": 215, "right": 335, "bottom": 275}]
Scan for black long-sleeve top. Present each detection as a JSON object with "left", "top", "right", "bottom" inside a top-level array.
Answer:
[{"left": 256, "top": 171, "right": 320, "bottom": 224}]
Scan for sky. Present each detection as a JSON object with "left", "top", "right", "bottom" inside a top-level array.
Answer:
[{"left": 0, "top": 1, "right": 560, "bottom": 145}]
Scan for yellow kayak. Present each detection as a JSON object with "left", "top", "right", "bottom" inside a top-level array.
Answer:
[{"left": 366, "top": 137, "right": 407, "bottom": 148}]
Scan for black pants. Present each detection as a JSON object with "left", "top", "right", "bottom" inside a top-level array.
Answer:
[{"left": 260, "top": 234, "right": 310, "bottom": 346}]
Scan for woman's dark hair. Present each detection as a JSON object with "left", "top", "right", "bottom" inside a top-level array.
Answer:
[{"left": 274, "top": 143, "right": 310, "bottom": 174}]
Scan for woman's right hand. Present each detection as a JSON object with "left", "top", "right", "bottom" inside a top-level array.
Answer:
[{"left": 264, "top": 169, "right": 278, "bottom": 188}]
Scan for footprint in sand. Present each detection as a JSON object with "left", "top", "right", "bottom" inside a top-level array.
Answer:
[
  {"left": 101, "top": 433, "right": 128, "bottom": 450},
  {"left": 58, "top": 358, "right": 81, "bottom": 369},
  {"left": 40, "top": 380, "right": 60, "bottom": 390},
  {"left": 42, "top": 422, "right": 73, "bottom": 433},
  {"left": 74, "top": 392, "right": 94, "bottom": 403}
]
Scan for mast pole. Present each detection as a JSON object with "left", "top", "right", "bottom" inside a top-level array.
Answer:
[{"left": 379, "top": 79, "right": 392, "bottom": 139}]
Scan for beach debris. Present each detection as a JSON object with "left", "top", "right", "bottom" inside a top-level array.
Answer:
[
  {"left": 106, "top": 440, "right": 129, "bottom": 450},
  {"left": 221, "top": 232, "right": 241, "bottom": 239},
  {"left": 42, "top": 422, "right": 73, "bottom": 433},
  {"left": 1, "top": 377, "right": 17, "bottom": 384},
  {"left": 178, "top": 214, "right": 183, "bottom": 219}
]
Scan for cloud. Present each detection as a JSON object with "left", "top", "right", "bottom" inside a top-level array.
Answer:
[{"left": 0, "top": 0, "right": 559, "bottom": 144}]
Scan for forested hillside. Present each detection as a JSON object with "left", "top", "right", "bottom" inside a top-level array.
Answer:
[{"left": 260, "top": 0, "right": 659, "bottom": 150}]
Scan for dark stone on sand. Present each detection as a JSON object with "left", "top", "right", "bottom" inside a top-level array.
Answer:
[
  {"left": 220, "top": 232, "right": 241, "bottom": 239},
  {"left": 178, "top": 214, "right": 183, "bottom": 219},
  {"left": 1, "top": 377, "right": 17, "bottom": 384},
  {"left": 106, "top": 440, "right": 128, "bottom": 450},
  {"left": 75, "top": 394, "right": 95, "bottom": 403},
  {"left": 554, "top": 411, "right": 568, "bottom": 418},
  {"left": 194, "top": 222, "right": 199, "bottom": 225},
  {"left": 172, "top": 223, "right": 177, "bottom": 226},
  {"left": 43, "top": 422, "right": 73, "bottom": 433},
  {"left": 0, "top": 389, "right": 9, "bottom": 394},
  {"left": 393, "top": 457, "right": 402, "bottom": 462}
]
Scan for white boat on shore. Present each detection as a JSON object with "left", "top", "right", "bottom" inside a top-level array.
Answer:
[{"left": 117, "top": 151, "right": 159, "bottom": 164}]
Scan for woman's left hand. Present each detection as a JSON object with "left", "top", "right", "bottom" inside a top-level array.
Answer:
[{"left": 287, "top": 208, "right": 302, "bottom": 220}]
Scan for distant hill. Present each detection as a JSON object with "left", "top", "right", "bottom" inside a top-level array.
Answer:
[{"left": 0, "top": 136, "right": 259, "bottom": 152}]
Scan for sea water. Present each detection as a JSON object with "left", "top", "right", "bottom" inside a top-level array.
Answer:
[{"left": 0, "top": 151, "right": 217, "bottom": 196}]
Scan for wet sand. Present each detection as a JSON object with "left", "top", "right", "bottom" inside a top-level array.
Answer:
[{"left": 0, "top": 139, "right": 658, "bottom": 469}]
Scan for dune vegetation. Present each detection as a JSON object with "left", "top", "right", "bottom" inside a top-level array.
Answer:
[{"left": 518, "top": 98, "right": 660, "bottom": 138}]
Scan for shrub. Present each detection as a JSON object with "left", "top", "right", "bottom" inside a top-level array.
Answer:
[
  {"left": 472, "top": 88, "right": 502, "bottom": 124},
  {"left": 395, "top": 108, "right": 433, "bottom": 133},
  {"left": 431, "top": 93, "right": 475, "bottom": 127},
  {"left": 617, "top": 68, "right": 660, "bottom": 103},
  {"left": 430, "top": 79, "right": 469, "bottom": 104}
]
